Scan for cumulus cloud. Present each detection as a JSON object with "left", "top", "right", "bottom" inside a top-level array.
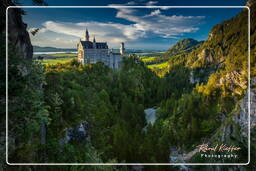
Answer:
[
  {"left": 113, "top": 7, "right": 204, "bottom": 38},
  {"left": 41, "top": 20, "right": 145, "bottom": 44},
  {"left": 108, "top": 1, "right": 205, "bottom": 38},
  {"left": 145, "top": 9, "right": 161, "bottom": 16},
  {"left": 35, "top": 1, "right": 205, "bottom": 48}
]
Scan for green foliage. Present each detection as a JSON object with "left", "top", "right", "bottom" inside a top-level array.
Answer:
[
  {"left": 7, "top": 3, "right": 256, "bottom": 165},
  {"left": 164, "top": 38, "right": 202, "bottom": 57},
  {"left": 140, "top": 38, "right": 202, "bottom": 77},
  {"left": 41, "top": 57, "right": 167, "bottom": 163},
  {"left": 45, "top": 139, "right": 104, "bottom": 163},
  {"left": 164, "top": 64, "right": 193, "bottom": 98},
  {"left": 8, "top": 46, "right": 50, "bottom": 163},
  {"left": 156, "top": 91, "right": 221, "bottom": 150},
  {"left": 35, "top": 57, "right": 76, "bottom": 65},
  {"left": 184, "top": 9, "right": 250, "bottom": 97}
]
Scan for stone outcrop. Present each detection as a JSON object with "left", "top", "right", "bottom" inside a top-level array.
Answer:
[
  {"left": 171, "top": 78, "right": 256, "bottom": 167},
  {"left": 3, "top": 0, "right": 33, "bottom": 59},
  {"left": 198, "top": 49, "right": 213, "bottom": 63},
  {"left": 217, "top": 71, "right": 248, "bottom": 95},
  {"left": 208, "top": 32, "right": 214, "bottom": 41},
  {"left": 250, "top": 77, "right": 256, "bottom": 128},
  {"left": 189, "top": 71, "right": 199, "bottom": 84},
  {"left": 59, "top": 121, "right": 90, "bottom": 145},
  {"left": 202, "top": 80, "right": 256, "bottom": 170}
]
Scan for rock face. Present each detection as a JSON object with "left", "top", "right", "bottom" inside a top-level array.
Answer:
[
  {"left": 7, "top": 6, "right": 33, "bottom": 59},
  {"left": 59, "top": 121, "right": 90, "bottom": 144},
  {"left": 172, "top": 78, "right": 256, "bottom": 166},
  {"left": 144, "top": 108, "right": 157, "bottom": 125},
  {"left": 217, "top": 71, "right": 247, "bottom": 96},
  {"left": 251, "top": 78, "right": 256, "bottom": 128},
  {"left": 189, "top": 71, "right": 200, "bottom": 84},
  {"left": 203, "top": 82, "right": 256, "bottom": 170},
  {"left": 199, "top": 49, "right": 214, "bottom": 63},
  {"left": 213, "top": 79, "right": 255, "bottom": 144},
  {"left": 233, "top": 89, "right": 250, "bottom": 137},
  {"left": 219, "top": 86, "right": 252, "bottom": 141}
]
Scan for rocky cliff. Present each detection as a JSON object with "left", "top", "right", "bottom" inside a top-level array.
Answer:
[
  {"left": 1, "top": 1, "right": 34, "bottom": 168},
  {"left": 171, "top": 1, "right": 256, "bottom": 167},
  {"left": 2, "top": 0, "right": 33, "bottom": 59}
]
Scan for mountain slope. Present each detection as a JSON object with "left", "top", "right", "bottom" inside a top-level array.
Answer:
[
  {"left": 147, "top": 38, "right": 202, "bottom": 76},
  {"left": 184, "top": 7, "right": 251, "bottom": 97},
  {"left": 155, "top": 2, "right": 256, "bottom": 167},
  {"left": 165, "top": 38, "right": 202, "bottom": 57}
]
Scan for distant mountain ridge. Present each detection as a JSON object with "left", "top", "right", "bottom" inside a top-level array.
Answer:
[
  {"left": 33, "top": 46, "right": 76, "bottom": 52},
  {"left": 165, "top": 38, "right": 203, "bottom": 57},
  {"left": 33, "top": 45, "right": 164, "bottom": 54}
]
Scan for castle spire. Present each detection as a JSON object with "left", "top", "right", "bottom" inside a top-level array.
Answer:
[
  {"left": 93, "top": 35, "right": 96, "bottom": 49},
  {"left": 85, "top": 28, "right": 89, "bottom": 41}
]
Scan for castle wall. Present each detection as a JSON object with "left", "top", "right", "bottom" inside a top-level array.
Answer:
[
  {"left": 116, "top": 55, "right": 122, "bottom": 69},
  {"left": 77, "top": 43, "right": 84, "bottom": 64},
  {"left": 83, "top": 49, "right": 109, "bottom": 65},
  {"left": 77, "top": 41, "right": 123, "bottom": 69}
]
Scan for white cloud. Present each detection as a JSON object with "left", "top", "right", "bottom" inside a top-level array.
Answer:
[
  {"left": 33, "top": 2, "right": 205, "bottom": 48},
  {"left": 53, "top": 37, "right": 77, "bottom": 44},
  {"left": 40, "top": 20, "right": 145, "bottom": 47},
  {"left": 146, "top": 1, "right": 158, "bottom": 6},
  {"left": 108, "top": 1, "right": 205, "bottom": 38},
  {"left": 113, "top": 7, "right": 204, "bottom": 38},
  {"left": 145, "top": 9, "right": 161, "bottom": 16}
]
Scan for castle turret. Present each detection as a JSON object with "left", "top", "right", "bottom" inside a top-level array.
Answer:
[
  {"left": 120, "top": 42, "right": 125, "bottom": 55},
  {"left": 93, "top": 36, "right": 96, "bottom": 49},
  {"left": 85, "top": 28, "right": 89, "bottom": 41}
]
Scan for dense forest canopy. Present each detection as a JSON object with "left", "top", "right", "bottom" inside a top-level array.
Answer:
[{"left": 2, "top": 1, "right": 256, "bottom": 170}]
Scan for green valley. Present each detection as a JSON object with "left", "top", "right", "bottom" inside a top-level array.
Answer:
[{"left": 3, "top": 1, "right": 256, "bottom": 170}]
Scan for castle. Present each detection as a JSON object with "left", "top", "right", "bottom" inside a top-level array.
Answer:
[{"left": 77, "top": 29, "right": 125, "bottom": 69}]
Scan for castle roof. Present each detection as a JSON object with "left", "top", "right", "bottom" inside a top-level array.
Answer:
[
  {"left": 80, "top": 41, "right": 93, "bottom": 48},
  {"left": 80, "top": 40, "right": 108, "bottom": 49},
  {"left": 96, "top": 42, "right": 108, "bottom": 49}
]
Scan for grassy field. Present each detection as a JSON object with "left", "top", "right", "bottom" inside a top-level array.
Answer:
[
  {"left": 36, "top": 52, "right": 168, "bottom": 69},
  {"left": 50, "top": 53, "right": 77, "bottom": 57},
  {"left": 140, "top": 56, "right": 168, "bottom": 69},
  {"left": 34, "top": 52, "right": 77, "bottom": 65},
  {"left": 141, "top": 57, "right": 157, "bottom": 62},
  {"left": 147, "top": 61, "right": 169, "bottom": 70},
  {"left": 36, "top": 57, "right": 76, "bottom": 65}
]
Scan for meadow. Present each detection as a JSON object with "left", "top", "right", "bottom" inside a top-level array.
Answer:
[
  {"left": 49, "top": 53, "right": 77, "bottom": 57},
  {"left": 138, "top": 55, "right": 169, "bottom": 76},
  {"left": 34, "top": 53, "right": 77, "bottom": 65},
  {"left": 147, "top": 61, "right": 168, "bottom": 70},
  {"left": 39, "top": 57, "right": 75, "bottom": 65},
  {"left": 141, "top": 56, "right": 157, "bottom": 62}
]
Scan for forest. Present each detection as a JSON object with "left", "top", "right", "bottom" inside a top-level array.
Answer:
[{"left": 2, "top": 0, "right": 256, "bottom": 171}]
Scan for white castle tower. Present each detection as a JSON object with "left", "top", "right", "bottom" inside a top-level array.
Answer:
[{"left": 120, "top": 42, "right": 125, "bottom": 55}]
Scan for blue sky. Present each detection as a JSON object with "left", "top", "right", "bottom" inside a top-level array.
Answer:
[{"left": 18, "top": 0, "right": 247, "bottom": 50}]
